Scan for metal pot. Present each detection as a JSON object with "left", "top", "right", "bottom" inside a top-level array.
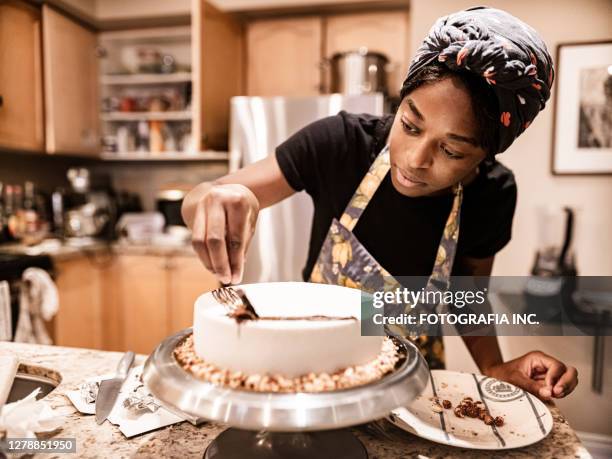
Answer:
[
  {"left": 328, "top": 48, "right": 390, "bottom": 95},
  {"left": 65, "top": 203, "right": 108, "bottom": 238}
]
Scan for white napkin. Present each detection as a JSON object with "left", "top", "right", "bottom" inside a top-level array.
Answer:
[
  {"left": 14, "top": 268, "right": 58, "bottom": 345},
  {"left": 0, "top": 388, "right": 65, "bottom": 438},
  {"left": 0, "top": 281, "right": 11, "bottom": 341},
  {"left": 65, "top": 365, "right": 202, "bottom": 438}
]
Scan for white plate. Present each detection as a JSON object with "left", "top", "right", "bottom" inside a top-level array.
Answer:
[{"left": 389, "top": 370, "right": 553, "bottom": 450}]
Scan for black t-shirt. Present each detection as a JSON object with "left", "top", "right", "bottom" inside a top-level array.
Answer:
[{"left": 275, "top": 111, "right": 517, "bottom": 281}]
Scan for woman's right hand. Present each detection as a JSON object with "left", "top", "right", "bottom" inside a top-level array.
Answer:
[{"left": 191, "top": 183, "right": 260, "bottom": 285}]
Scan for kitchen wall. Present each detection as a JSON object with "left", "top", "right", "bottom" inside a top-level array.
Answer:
[
  {"left": 0, "top": 151, "right": 98, "bottom": 193},
  {"left": 0, "top": 149, "right": 227, "bottom": 213},
  {"left": 92, "top": 161, "right": 228, "bottom": 211},
  {"left": 407, "top": 0, "right": 612, "bottom": 436}
]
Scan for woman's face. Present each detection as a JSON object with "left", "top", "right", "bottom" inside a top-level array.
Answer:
[{"left": 388, "top": 77, "right": 488, "bottom": 197}]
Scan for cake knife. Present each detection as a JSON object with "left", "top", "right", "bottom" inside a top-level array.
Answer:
[{"left": 95, "top": 351, "right": 135, "bottom": 425}]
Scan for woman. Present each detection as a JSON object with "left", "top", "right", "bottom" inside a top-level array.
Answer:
[{"left": 182, "top": 7, "right": 577, "bottom": 400}]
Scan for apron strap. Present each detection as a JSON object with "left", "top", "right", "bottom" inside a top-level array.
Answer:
[
  {"left": 427, "top": 182, "right": 464, "bottom": 290},
  {"left": 338, "top": 144, "right": 391, "bottom": 232}
]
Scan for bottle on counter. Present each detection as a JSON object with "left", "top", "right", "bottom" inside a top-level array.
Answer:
[
  {"left": 23, "top": 181, "right": 34, "bottom": 210},
  {"left": 137, "top": 121, "right": 149, "bottom": 152},
  {"left": 51, "top": 189, "right": 65, "bottom": 238},
  {"left": 3, "top": 184, "right": 15, "bottom": 241},
  {"left": 149, "top": 120, "right": 164, "bottom": 153}
]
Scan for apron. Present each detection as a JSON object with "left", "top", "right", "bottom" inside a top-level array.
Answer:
[{"left": 309, "top": 144, "right": 464, "bottom": 369}]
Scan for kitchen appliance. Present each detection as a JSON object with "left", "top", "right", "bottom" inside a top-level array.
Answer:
[
  {"left": 115, "top": 212, "right": 165, "bottom": 245},
  {"left": 229, "top": 93, "right": 384, "bottom": 283},
  {"left": 524, "top": 207, "right": 578, "bottom": 324},
  {"left": 65, "top": 203, "right": 109, "bottom": 239},
  {"left": 327, "top": 47, "right": 390, "bottom": 95},
  {"left": 59, "top": 169, "right": 117, "bottom": 241},
  {"left": 143, "top": 327, "right": 427, "bottom": 459},
  {"left": 156, "top": 188, "right": 187, "bottom": 227}
]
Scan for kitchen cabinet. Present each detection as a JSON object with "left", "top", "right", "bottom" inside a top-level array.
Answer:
[
  {"left": 53, "top": 252, "right": 218, "bottom": 354},
  {"left": 245, "top": 9, "right": 409, "bottom": 97},
  {"left": 54, "top": 256, "right": 105, "bottom": 349},
  {"left": 324, "top": 10, "right": 410, "bottom": 95},
  {"left": 118, "top": 254, "right": 169, "bottom": 355},
  {"left": 247, "top": 16, "right": 322, "bottom": 96},
  {"left": 42, "top": 5, "right": 99, "bottom": 155},
  {"left": 116, "top": 253, "right": 218, "bottom": 354},
  {"left": 0, "top": 0, "right": 44, "bottom": 151},
  {"left": 195, "top": 0, "right": 244, "bottom": 151},
  {"left": 167, "top": 255, "right": 218, "bottom": 334}
]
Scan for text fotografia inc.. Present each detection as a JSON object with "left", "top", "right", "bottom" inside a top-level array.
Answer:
[{"left": 370, "top": 312, "right": 539, "bottom": 326}]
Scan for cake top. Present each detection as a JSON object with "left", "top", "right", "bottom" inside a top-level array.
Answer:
[
  {"left": 211, "top": 284, "right": 358, "bottom": 325},
  {"left": 201, "top": 282, "right": 361, "bottom": 328}
]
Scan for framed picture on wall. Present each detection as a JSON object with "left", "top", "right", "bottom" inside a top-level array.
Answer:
[{"left": 552, "top": 41, "right": 612, "bottom": 175}]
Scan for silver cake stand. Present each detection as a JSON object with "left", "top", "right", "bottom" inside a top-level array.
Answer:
[{"left": 143, "top": 328, "right": 429, "bottom": 459}]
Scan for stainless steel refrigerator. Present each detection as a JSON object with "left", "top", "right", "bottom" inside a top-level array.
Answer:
[{"left": 229, "top": 93, "right": 384, "bottom": 283}]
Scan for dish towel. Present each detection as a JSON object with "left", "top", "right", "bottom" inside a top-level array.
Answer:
[
  {"left": 0, "top": 281, "right": 11, "bottom": 341},
  {"left": 14, "top": 268, "right": 59, "bottom": 345}
]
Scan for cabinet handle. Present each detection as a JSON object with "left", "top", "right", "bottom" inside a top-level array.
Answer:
[
  {"left": 0, "top": 95, "right": 3, "bottom": 108},
  {"left": 163, "top": 258, "right": 175, "bottom": 270},
  {"left": 95, "top": 46, "right": 107, "bottom": 58}
]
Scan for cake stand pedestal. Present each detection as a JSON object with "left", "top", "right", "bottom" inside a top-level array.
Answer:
[
  {"left": 203, "top": 429, "right": 366, "bottom": 459},
  {"left": 143, "top": 329, "right": 428, "bottom": 459}
]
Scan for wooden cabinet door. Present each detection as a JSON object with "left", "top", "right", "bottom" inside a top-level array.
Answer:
[
  {"left": 325, "top": 10, "right": 410, "bottom": 96},
  {"left": 194, "top": 0, "right": 244, "bottom": 151},
  {"left": 42, "top": 5, "right": 99, "bottom": 155},
  {"left": 247, "top": 17, "right": 322, "bottom": 96},
  {"left": 0, "top": 1, "right": 44, "bottom": 151},
  {"left": 167, "top": 255, "right": 219, "bottom": 334},
  {"left": 55, "top": 257, "right": 104, "bottom": 349},
  {"left": 118, "top": 255, "right": 168, "bottom": 355}
]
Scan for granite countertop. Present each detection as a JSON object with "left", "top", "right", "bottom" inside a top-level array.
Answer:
[{"left": 0, "top": 342, "right": 592, "bottom": 459}]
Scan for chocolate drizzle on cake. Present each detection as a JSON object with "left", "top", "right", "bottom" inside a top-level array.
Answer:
[
  {"left": 212, "top": 286, "right": 357, "bottom": 324},
  {"left": 212, "top": 287, "right": 260, "bottom": 324},
  {"left": 255, "top": 315, "right": 357, "bottom": 321},
  {"left": 228, "top": 288, "right": 260, "bottom": 323}
]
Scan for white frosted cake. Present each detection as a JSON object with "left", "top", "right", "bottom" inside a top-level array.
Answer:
[{"left": 191, "top": 282, "right": 386, "bottom": 380}]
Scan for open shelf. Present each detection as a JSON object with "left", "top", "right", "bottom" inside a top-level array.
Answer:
[
  {"left": 101, "top": 72, "right": 192, "bottom": 85},
  {"left": 100, "top": 151, "right": 229, "bottom": 161},
  {"left": 101, "top": 111, "right": 192, "bottom": 121}
]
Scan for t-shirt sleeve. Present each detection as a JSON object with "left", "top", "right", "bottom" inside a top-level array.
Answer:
[
  {"left": 463, "top": 171, "right": 517, "bottom": 259},
  {"left": 275, "top": 114, "right": 350, "bottom": 198}
]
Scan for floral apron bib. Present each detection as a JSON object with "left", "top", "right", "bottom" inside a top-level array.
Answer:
[{"left": 309, "top": 144, "right": 463, "bottom": 369}]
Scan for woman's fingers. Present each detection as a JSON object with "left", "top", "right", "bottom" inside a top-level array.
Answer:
[
  {"left": 543, "top": 360, "right": 566, "bottom": 387},
  {"left": 539, "top": 357, "right": 566, "bottom": 399},
  {"left": 225, "top": 195, "right": 251, "bottom": 285},
  {"left": 205, "top": 198, "right": 232, "bottom": 285},
  {"left": 189, "top": 183, "right": 259, "bottom": 284},
  {"left": 514, "top": 372, "right": 547, "bottom": 398},
  {"left": 553, "top": 366, "right": 578, "bottom": 397},
  {"left": 191, "top": 202, "right": 213, "bottom": 273}
]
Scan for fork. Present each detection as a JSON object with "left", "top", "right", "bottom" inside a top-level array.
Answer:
[{"left": 211, "top": 286, "right": 259, "bottom": 321}]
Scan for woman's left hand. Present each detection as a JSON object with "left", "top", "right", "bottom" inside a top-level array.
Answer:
[{"left": 484, "top": 351, "right": 578, "bottom": 401}]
